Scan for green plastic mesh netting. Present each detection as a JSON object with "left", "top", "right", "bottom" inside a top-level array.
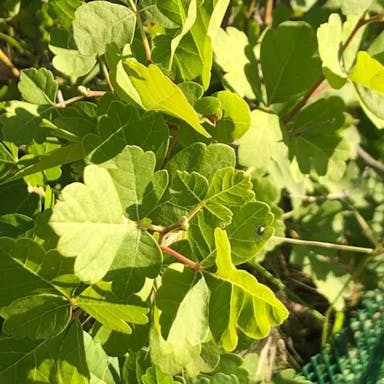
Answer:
[{"left": 300, "top": 286, "right": 384, "bottom": 384}]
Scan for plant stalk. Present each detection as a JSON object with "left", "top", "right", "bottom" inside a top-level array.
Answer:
[
  {"left": 161, "top": 245, "right": 202, "bottom": 271},
  {"left": 128, "top": 0, "right": 152, "bottom": 64},
  {"left": 0, "top": 48, "right": 20, "bottom": 77},
  {"left": 272, "top": 236, "right": 374, "bottom": 254}
]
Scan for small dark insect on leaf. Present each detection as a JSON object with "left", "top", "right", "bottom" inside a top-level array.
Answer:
[{"left": 257, "top": 225, "right": 266, "bottom": 236}]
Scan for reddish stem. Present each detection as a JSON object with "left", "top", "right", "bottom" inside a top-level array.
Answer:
[{"left": 161, "top": 245, "right": 202, "bottom": 271}]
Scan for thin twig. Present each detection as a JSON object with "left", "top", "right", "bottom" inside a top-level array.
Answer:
[
  {"left": 54, "top": 88, "right": 106, "bottom": 108},
  {"left": 128, "top": 0, "right": 152, "bottom": 64},
  {"left": 282, "top": 77, "right": 324, "bottom": 124},
  {"left": 100, "top": 59, "right": 114, "bottom": 92},
  {"left": 264, "top": 0, "right": 274, "bottom": 26},
  {"left": 0, "top": 48, "right": 20, "bottom": 78},
  {"left": 272, "top": 236, "right": 374, "bottom": 254},
  {"left": 357, "top": 145, "right": 384, "bottom": 177},
  {"left": 349, "top": 204, "right": 378, "bottom": 246}
]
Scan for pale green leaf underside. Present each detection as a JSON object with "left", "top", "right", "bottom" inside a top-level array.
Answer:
[
  {"left": 214, "top": 27, "right": 260, "bottom": 99},
  {"left": 317, "top": 13, "right": 347, "bottom": 89},
  {"left": 50, "top": 164, "right": 162, "bottom": 283},
  {"left": 238, "top": 109, "right": 285, "bottom": 170},
  {"left": 73, "top": 1, "right": 136, "bottom": 57},
  {"left": 150, "top": 276, "right": 211, "bottom": 376}
]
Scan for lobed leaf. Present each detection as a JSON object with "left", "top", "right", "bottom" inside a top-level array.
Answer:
[
  {"left": 3, "top": 143, "right": 84, "bottom": 185},
  {"left": 166, "top": 143, "right": 236, "bottom": 182},
  {"left": 156, "top": 264, "right": 201, "bottom": 339},
  {"left": 0, "top": 320, "right": 89, "bottom": 383},
  {"left": 214, "top": 27, "right": 261, "bottom": 99},
  {"left": 228, "top": 201, "right": 275, "bottom": 265},
  {"left": 49, "top": 28, "right": 96, "bottom": 82},
  {"left": 83, "top": 101, "right": 169, "bottom": 165},
  {"left": 50, "top": 164, "right": 162, "bottom": 283},
  {"left": 284, "top": 97, "right": 348, "bottom": 177},
  {"left": 0, "top": 101, "right": 48, "bottom": 145},
  {"left": 317, "top": 13, "right": 347, "bottom": 89},
  {"left": 238, "top": 109, "right": 286, "bottom": 171},
  {"left": 206, "top": 167, "right": 254, "bottom": 207},
  {"left": 170, "top": 171, "right": 209, "bottom": 207},
  {"left": 76, "top": 282, "right": 149, "bottom": 335},
  {"left": 150, "top": 276, "right": 212, "bottom": 376},
  {"left": 47, "top": 0, "right": 81, "bottom": 28},
  {"left": 208, "top": 228, "right": 289, "bottom": 351},
  {"left": 152, "top": 0, "right": 229, "bottom": 88}
]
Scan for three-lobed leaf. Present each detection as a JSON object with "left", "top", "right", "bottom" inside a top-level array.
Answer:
[
  {"left": 150, "top": 274, "right": 212, "bottom": 376},
  {"left": 208, "top": 228, "right": 289, "bottom": 351},
  {"left": 214, "top": 27, "right": 261, "bottom": 99},
  {"left": 83, "top": 101, "right": 169, "bottom": 165},
  {"left": 50, "top": 163, "right": 162, "bottom": 283},
  {"left": 76, "top": 282, "right": 149, "bottom": 334},
  {"left": 317, "top": 13, "right": 347, "bottom": 89}
]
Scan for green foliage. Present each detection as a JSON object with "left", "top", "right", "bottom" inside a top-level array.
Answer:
[
  {"left": 350, "top": 51, "right": 384, "bottom": 94},
  {"left": 123, "top": 60, "right": 211, "bottom": 137},
  {"left": 317, "top": 13, "right": 347, "bottom": 88},
  {"left": 1, "top": 1, "right": 384, "bottom": 383},
  {"left": 260, "top": 21, "right": 322, "bottom": 104},
  {"left": 208, "top": 228, "right": 288, "bottom": 351},
  {"left": 72, "top": 2, "right": 136, "bottom": 57}
]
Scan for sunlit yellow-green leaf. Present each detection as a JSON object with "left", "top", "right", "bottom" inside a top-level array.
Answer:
[
  {"left": 350, "top": 51, "right": 384, "bottom": 95},
  {"left": 123, "top": 60, "right": 210, "bottom": 137},
  {"left": 208, "top": 228, "right": 289, "bottom": 351}
]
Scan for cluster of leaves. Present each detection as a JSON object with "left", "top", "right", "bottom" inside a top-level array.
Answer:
[{"left": 1, "top": 0, "right": 384, "bottom": 383}]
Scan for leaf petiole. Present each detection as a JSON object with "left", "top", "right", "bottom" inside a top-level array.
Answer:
[{"left": 161, "top": 245, "right": 202, "bottom": 271}]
